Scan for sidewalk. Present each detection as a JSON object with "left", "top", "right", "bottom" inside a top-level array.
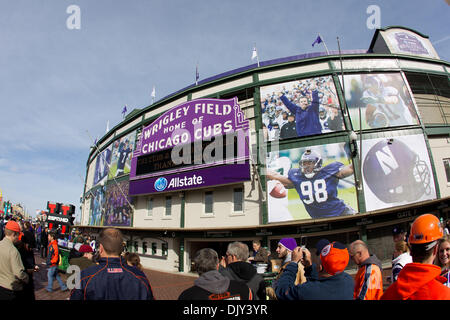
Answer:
[{"left": 33, "top": 252, "right": 196, "bottom": 300}]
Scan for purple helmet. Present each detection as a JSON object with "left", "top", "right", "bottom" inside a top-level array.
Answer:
[
  {"left": 300, "top": 149, "right": 322, "bottom": 178},
  {"left": 363, "top": 139, "right": 431, "bottom": 203}
]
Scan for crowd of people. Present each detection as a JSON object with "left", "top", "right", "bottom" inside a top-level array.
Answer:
[
  {"left": 0, "top": 217, "right": 150, "bottom": 300},
  {"left": 0, "top": 214, "right": 449, "bottom": 300}
]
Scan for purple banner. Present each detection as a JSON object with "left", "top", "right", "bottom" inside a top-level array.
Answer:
[
  {"left": 394, "top": 32, "right": 429, "bottom": 55},
  {"left": 129, "top": 162, "right": 250, "bottom": 195},
  {"left": 137, "top": 98, "right": 248, "bottom": 153},
  {"left": 129, "top": 98, "right": 251, "bottom": 195}
]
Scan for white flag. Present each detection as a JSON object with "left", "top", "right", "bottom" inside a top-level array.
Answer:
[
  {"left": 151, "top": 86, "right": 156, "bottom": 98},
  {"left": 251, "top": 45, "right": 260, "bottom": 67},
  {"left": 106, "top": 120, "right": 109, "bottom": 133},
  {"left": 251, "top": 46, "right": 258, "bottom": 61}
]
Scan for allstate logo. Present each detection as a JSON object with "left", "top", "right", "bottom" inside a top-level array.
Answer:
[{"left": 154, "top": 177, "right": 168, "bottom": 192}]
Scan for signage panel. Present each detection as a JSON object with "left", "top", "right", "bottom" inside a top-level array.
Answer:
[{"left": 129, "top": 98, "right": 251, "bottom": 195}]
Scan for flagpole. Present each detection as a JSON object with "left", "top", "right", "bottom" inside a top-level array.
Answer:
[
  {"left": 256, "top": 43, "right": 260, "bottom": 67},
  {"left": 318, "top": 33, "right": 330, "bottom": 55},
  {"left": 338, "top": 36, "right": 361, "bottom": 191},
  {"left": 195, "top": 63, "right": 199, "bottom": 85},
  {"left": 337, "top": 37, "right": 347, "bottom": 116}
]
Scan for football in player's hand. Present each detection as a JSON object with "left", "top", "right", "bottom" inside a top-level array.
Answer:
[{"left": 270, "top": 182, "right": 287, "bottom": 198}]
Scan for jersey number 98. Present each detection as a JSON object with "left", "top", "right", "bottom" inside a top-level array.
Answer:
[{"left": 300, "top": 179, "right": 328, "bottom": 204}]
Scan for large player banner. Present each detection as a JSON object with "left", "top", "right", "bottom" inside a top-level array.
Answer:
[
  {"left": 361, "top": 134, "right": 436, "bottom": 212},
  {"left": 265, "top": 142, "right": 358, "bottom": 223},
  {"left": 108, "top": 130, "right": 137, "bottom": 180},
  {"left": 89, "top": 186, "right": 106, "bottom": 226},
  {"left": 104, "top": 180, "right": 132, "bottom": 226},
  {"left": 89, "top": 181, "right": 132, "bottom": 227},
  {"left": 260, "top": 75, "right": 344, "bottom": 141},
  {"left": 342, "top": 72, "right": 420, "bottom": 131},
  {"left": 93, "top": 146, "right": 112, "bottom": 186}
]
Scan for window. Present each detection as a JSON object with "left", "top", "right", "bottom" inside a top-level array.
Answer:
[
  {"left": 404, "top": 72, "right": 450, "bottom": 124},
  {"left": 204, "top": 191, "right": 213, "bottom": 214},
  {"left": 444, "top": 158, "right": 450, "bottom": 183},
  {"left": 152, "top": 242, "right": 157, "bottom": 255},
  {"left": 165, "top": 196, "right": 172, "bottom": 216},
  {"left": 147, "top": 198, "right": 153, "bottom": 217},
  {"left": 162, "top": 242, "right": 168, "bottom": 256},
  {"left": 142, "top": 241, "right": 147, "bottom": 254},
  {"left": 220, "top": 87, "right": 255, "bottom": 101},
  {"left": 233, "top": 188, "right": 244, "bottom": 212}
]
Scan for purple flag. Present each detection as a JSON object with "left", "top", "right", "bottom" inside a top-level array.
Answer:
[{"left": 312, "top": 35, "right": 323, "bottom": 47}]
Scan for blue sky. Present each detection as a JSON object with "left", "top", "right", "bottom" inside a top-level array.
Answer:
[{"left": 0, "top": 0, "right": 449, "bottom": 220}]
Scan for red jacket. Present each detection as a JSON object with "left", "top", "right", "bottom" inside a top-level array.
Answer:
[
  {"left": 381, "top": 263, "right": 450, "bottom": 300},
  {"left": 47, "top": 240, "right": 59, "bottom": 267}
]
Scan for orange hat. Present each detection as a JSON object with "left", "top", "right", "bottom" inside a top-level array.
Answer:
[
  {"left": 320, "top": 242, "right": 349, "bottom": 276},
  {"left": 409, "top": 214, "right": 443, "bottom": 245},
  {"left": 5, "top": 221, "right": 21, "bottom": 233}
]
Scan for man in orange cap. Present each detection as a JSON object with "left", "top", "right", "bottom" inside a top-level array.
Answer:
[
  {"left": 0, "top": 220, "right": 29, "bottom": 300},
  {"left": 381, "top": 214, "right": 450, "bottom": 300},
  {"left": 275, "top": 241, "right": 354, "bottom": 300}
]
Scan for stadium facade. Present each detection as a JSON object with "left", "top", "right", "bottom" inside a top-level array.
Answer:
[{"left": 79, "top": 27, "right": 450, "bottom": 273}]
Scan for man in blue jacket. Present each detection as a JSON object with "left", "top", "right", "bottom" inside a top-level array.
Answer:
[
  {"left": 70, "top": 228, "right": 154, "bottom": 300},
  {"left": 279, "top": 81, "right": 322, "bottom": 137},
  {"left": 275, "top": 240, "right": 354, "bottom": 300}
]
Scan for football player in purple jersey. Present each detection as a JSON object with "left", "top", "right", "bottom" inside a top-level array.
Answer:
[{"left": 267, "top": 149, "right": 356, "bottom": 219}]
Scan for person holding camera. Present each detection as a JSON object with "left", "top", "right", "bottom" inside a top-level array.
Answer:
[{"left": 275, "top": 240, "right": 354, "bottom": 300}]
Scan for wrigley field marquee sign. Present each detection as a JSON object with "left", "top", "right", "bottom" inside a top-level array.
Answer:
[{"left": 129, "top": 98, "right": 251, "bottom": 195}]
